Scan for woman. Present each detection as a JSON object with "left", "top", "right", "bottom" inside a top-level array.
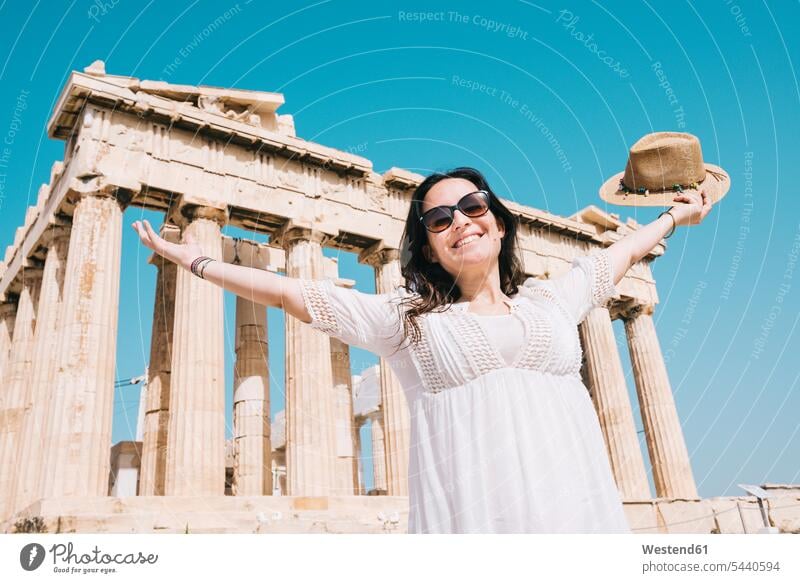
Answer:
[{"left": 132, "top": 166, "right": 712, "bottom": 533}]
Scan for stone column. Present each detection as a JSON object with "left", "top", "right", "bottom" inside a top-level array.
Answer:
[
  {"left": 139, "top": 225, "right": 179, "bottom": 496},
  {"left": 623, "top": 303, "right": 698, "bottom": 499},
  {"left": 579, "top": 306, "right": 650, "bottom": 501},
  {"left": 224, "top": 239, "right": 272, "bottom": 496},
  {"left": 0, "top": 270, "right": 42, "bottom": 520},
  {"left": 353, "top": 416, "right": 365, "bottom": 495},
  {"left": 0, "top": 300, "right": 13, "bottom": 515},
  {"left": 14, "top": 231, "right": 70, "bottom": 514},
  {"left": 271, "top": 449, "right": 287, "bottom": 495},
  {"left": 360, "top": 246, "right": 409, "bottom": 495},
  {"left": 331, "top": 336, "right": 358, "bottom": 494},
  {"left": 164, "top": 206, "right": 227, "bottom": 496},
  {"left": 370, "top": 410, "right": 387, "bottom": 494},
  {"left": 274, "top": 225, "right": 337, "bottom": 496},
  {"left": 40, "top": 190, "right": 127, "bottom": 500},
  {"left": 0, "top": 302, "right": 16, "bottom": 384},
  {"left": 232, "top": 295, "right": 272, "bottom": 495}
]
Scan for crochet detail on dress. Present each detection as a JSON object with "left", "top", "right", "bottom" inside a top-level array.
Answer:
[
  {"left": 515, "top": 302, "right": 553, "bottom": 371},
  {"left": 518, "top": 286, "right": 583, "bottom": 376},
  {"left": 414, "top": 295, "right": 587, "bottom": 393},
  {"left": 413, "top": 318, "right": 447, "bottom": 394},
  {"left": 579, "top": 249, "right": 617, "bottom": 307},
  {"left": 298, "top": 278, "right": 339, "bottom": 336}
]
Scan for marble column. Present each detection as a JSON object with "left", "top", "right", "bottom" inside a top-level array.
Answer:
[
  {"left": 40, "top": 191, "right": 127, "bottom": 500},
  {"left": 275, "top": 225, "right": 336, "bottom": 496},
  {"left": 164, "top": 206, "right": 227, "bottom": 496},
  {"left": 0, "top": 301, "right": 12, "bottom": 516},
  {"left": 579, "top": 306, "right": 650, "bottom": 501},
  {"left": 13, "top": 231, "right": 70, "bottom": 514},
  {"left": 353, "top": 417, "right": 365, "bottom": 495},
  {"left": 360, "top": 247, "right": 409, "bottom": 495},
  {"left": 0, "top": 270, "right": 42, "bottom": 520},
  {"left": 624, "top": 303, "right": 698, "bottom": 499},
  {"left": 331, "top": 336, "right": 358, "bottom": 494},
  {"left": 224, "top": 240, "right": 272, "bottom": 496},
  {"left": 370, "top": 410, "right": 387, "bottom": 494},
  {"left": 139, "top": 225, "right": 179, "bottom": 496},
  {"left": 272, "top": 450, "right": 287, "bottom": 495},
  {"left": 232, "top": 295, "right": 272, "bottom": 496},
  {"left": 0, "top": 302, "right": 16, "bottom": 396}
]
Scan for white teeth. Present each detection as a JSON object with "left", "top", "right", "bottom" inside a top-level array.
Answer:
[{"left": 454, "top": 234, "right": 481, "bottom": 248}]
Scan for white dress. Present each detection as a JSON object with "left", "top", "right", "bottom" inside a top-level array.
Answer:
[{"left": 299, "top": 248, "right": 631, "bottom": 534}]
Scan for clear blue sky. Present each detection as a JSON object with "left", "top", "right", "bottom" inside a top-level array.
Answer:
[{"left": 0, "top": 0, "right": 798, "bottom": 497}]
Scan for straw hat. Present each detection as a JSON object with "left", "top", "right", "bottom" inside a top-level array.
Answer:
[{"left": 599, "top": 132, "right": 730, "bottom": 207}]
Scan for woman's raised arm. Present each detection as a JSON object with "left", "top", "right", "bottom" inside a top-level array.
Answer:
[
  {"left": 604, "top": 189, "right": 714, "bottom": 287},
  {"left": 131, "top": 219, "right": 312, "bottom": 323}
]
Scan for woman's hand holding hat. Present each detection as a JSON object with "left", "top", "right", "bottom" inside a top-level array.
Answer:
[{"left": 667, "top": 188, "right": 713, "bottom": 227}]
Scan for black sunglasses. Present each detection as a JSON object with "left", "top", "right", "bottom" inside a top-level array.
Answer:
[{"left": 418, "top": 190, "right": 491, "bottom": 233}]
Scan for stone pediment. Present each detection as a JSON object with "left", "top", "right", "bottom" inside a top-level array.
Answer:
[
  {"left": 137, "top": 80, "right": 287, "bottom": 132},
  {"left": 137, "top": 80, "right": 284, "bottom": 117},
  {"left": 80, "top": 59, "right": 286, "bottom": 131}
]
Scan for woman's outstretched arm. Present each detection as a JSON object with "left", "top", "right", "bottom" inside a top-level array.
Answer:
[
  {"left": 604, "top": 188, "right": 714, "bottom": 287},
  {"left": 131, "top": 219, "right": 312, "bottom": 323}
]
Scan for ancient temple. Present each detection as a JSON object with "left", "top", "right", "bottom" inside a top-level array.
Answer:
[{"left": 0, "top": 62, "right": 796, "bottom": 534}]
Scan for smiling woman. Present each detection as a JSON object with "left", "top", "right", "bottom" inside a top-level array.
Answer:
[{"left": 292, "top": 166, "right": 634, "bottom": 533}]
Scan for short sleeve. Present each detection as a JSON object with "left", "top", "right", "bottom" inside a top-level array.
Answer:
[
  {"left": 298, "top": 278, "right": 407, "bottom": 358},
  {"left": 529, "top": 249, "right": 618, "bottom": 325}
]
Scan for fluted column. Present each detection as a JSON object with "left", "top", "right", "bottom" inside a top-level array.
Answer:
[
  {"left": 165, "top": 206, "right": 227, "bottom": 496},
  {"left": 361, "top": 247, "right": 409, "bottom": 495},
  {"left": 224, "top": 240, "right": 272, "bottom": 496},
  {"left": 0, "top": 302, "right": 16, "bottom": 399},
  {"left": 579, "top": 306, "right": 650, "bottom": 501},
  {"left": 14, "top": 231, "right": 70, "bottom": 514},
  {"left": 39, "top": 191, "right": 127, "bottom": 500},
  {"left": 353, "top": 417, "right": 365, "bottom": 495},
  {"left": 139, "top": 225, "right": 179, "bottom": 496},
  {"left": 275, "top": 225, "right": 336, "bottom": 496},
  {"left": 370, "top": 410, "right": 387, "bottom": 493},
  {"left": 0, "top": 270, "right": 42, "bottom": 520},
  {"left": 272, "top": 450, "right": 287, "bottom": 495},
  {"left": 623, "top": 303, "right": 698, "bottom": 499},
  {"left": 331, "top": 335, "right": 358, "bottom": 494},
  {"left": 232, "top": 294, "right": 272, "bottom": 495}
]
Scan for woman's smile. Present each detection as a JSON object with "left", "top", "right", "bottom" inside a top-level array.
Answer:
[{"left": 452, "top": 233, "right": 485, "bottom": 249}]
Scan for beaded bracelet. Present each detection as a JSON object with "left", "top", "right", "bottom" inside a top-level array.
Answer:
[
  {"left": 190, "top": 256, "right": 209, "bottom": 276},
  {"left": 657, "top": 209, "right": 677, "bottom": 239},
  {"left": 190, "top": 256, "right": 214, "bottom": 278}
]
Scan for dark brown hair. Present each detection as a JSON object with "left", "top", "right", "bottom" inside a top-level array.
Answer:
[{"left": 391, "top": 167, "right": 526, "bottom": 353}]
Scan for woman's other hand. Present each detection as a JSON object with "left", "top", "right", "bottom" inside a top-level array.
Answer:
[{"left": 131, "top": 220, "right": 202, "bottom": 269}]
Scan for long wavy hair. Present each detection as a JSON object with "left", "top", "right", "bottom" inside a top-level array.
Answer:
[{"left": 391, "top": 167, "right": 526, "bottom": 353}]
